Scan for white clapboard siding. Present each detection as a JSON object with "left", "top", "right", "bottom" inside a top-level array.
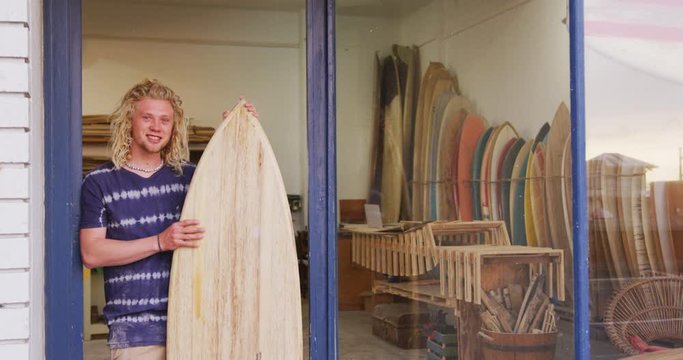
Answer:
[
  {"left": 0, "top": 272, "right": 29, "bottom": 303},
  {"left": 0, "top": 167, "right": 29, "bottom": 199},
  {"left": 0, "top": 94, "right": 29, "bottom": 128},
  {"left": 0, "top": 0, "right": 32, "bottom": 358},
  {"left": 0, "top": 0, "right": 28, "bottom": 22},
  {"left": 0, "top": 202, "right": 29, "bottom": 234},
  {"left": 0, "top": 344, "right": 29, "bottom": 359},
  {"left": 0, "top": 308, "right": 29, "bottom": 340},
  {"left": 0, "top": 131, "right": 29, "bottom": 163},
  {"left": 0, "top": 237, "right": 29, "bottom": 269},
  {"left": 0, "top": 59, "right": 29, "bottom": 93},
  {"left": 0, "top": 24, "right": 28, "bottom": 58}
]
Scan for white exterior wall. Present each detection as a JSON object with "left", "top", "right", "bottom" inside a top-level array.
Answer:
[
  {"left": 397, "top": 0, "right": 571, "bottom": 138},
  {"left": 82, "top": 2, "right": 306, "bottom": 198},
  {"left": 336, "top": 0, "right": 570, "bottom": 199},
  {"left": 0, "top": 0, "right": 42, "bottom": 359}
]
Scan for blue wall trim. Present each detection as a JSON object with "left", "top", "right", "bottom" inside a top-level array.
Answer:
[
  {"left": 43, "top": 0, "right": 83, "bottom": 359},
  {"left": 569, "top": 0, "right": 590, "bottom": 358},
  {"left": 307, "top": 0, "right": 339, "bottom": 359}
]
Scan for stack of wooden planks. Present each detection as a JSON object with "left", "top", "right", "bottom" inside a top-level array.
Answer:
[
  {"left": 480, "top": 274, "right": 558, "bottom": 334},
  {"left": 82, "top": 114, "right": 111, "bottom": 143}
]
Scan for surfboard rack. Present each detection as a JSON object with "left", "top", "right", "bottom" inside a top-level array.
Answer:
[{"left": 347, "top": 220, "right": 511, "bottom": 277}]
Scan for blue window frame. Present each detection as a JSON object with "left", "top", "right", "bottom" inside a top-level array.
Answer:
[
  {"left": 44, "top": 0, "right": 83, "bottom": 359},
  {"left": 43, "top": 0, "right": 587, "bottom": 358},
  {"left": 569, "top": 1, "right": 589, "bottom": 359},
  {"left": 307, "top": 0, "right": 339, "bottom": 359}
]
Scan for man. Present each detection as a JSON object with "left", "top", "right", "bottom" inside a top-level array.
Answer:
[{"left": 80, "top": 79, "right": 255, "bottom": 359}]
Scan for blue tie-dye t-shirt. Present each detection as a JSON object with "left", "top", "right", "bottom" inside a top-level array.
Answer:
[{"left": 80, "top": 161, "right": 195, "bottom": 349}]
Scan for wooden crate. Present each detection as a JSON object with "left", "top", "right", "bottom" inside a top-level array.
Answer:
[
  {"left": 371, "top": 303, "right": 430, "bottom": 349},
  {"left": 427, "top": 329, "right": 458, "bottom": 359},
  {"left": 436, "top": 245, "right": 565, "bottom": 305}
]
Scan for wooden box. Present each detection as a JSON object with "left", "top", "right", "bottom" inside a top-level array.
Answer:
[
  {"left": 371, "top": 303, "right": 430, "bottom": 349},
  {"left": 427, "top": 329, "right": 458, "bottom": 360}
]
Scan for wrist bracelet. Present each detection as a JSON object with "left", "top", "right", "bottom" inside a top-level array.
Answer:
[{"left": 157, "top": 234, "right": 162, "bottom": 252}]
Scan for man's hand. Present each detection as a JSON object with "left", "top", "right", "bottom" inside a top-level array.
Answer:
[
  {"left": 158, "top": 219, "right": 204, "bottom": 251},
  {"left": 223, "top": 96, "right": 260, "bottom": 119}
]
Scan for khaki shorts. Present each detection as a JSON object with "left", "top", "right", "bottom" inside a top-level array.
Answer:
[{"left": 111, "top": 345, "right": 166, "bottom": 360}]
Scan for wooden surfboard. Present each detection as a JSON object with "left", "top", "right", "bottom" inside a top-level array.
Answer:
[
  {"left": 587, "top": 158, "right": 615, "bottom": 319},
  {"left": 524, "top": 163, "right": 537, "bottom": 247},
  {"left": 560, "top": 136, "right": 572, "bottom": 247},
  {"left": 545, "top": 103, "right": 572, "bottom": 272},
  {"left": 510, "top": 140, "right": 532, "bottom": 246},
  {"left": 410, "top": 63, "right": 442, "bottom": 220},
  {"left": 391, "top": 50, "right": 409, "bottom": 221},
  {"left": 528, "top": 144, "right": 550, "bottom": 248},
  {"left": 479, "top": 125, "right": 502, "bottom": 221},
  {"left": 587, "top": 159, "right": 616, "bottom": 282},
  {"left": 435, "top": 95, "right": 472, "bottom": 220},
  {"left": 428, "top": 92, "right": 455, "bottom": 220},
  {"left": 492, "top": 137, "right": 517, "bottom": 221},
  {"left": 393, "top": 45, "right": 419, "bottom": 220},
  {"left": 167, "top": 101, "right": 303, "bottom": 359},
  {"left": 642, "top": 179, "right": 664, "bottom": 273},
  {"left": 524, "top": 125, "right": 550, "bottom": 247},
  {"left": 625, "top": 159, "right": 653, "bottom": 276},
  {"left": 665, "top": 181, "right": 683, "bottom": 272},
  {"left": 599, "top": 154, "right": 631, "bottom": 281},
  {"left": 588, "top": 156, "right": 618, "bottom": 284},
  {"left": 534, "top": 122, "right": 550, "bottom": 146},
  {"left": 368, "top": 54, "right": 384, "bottom": 206},
  {"left": 412, "top": 64, "right": 454, "bottom": 220},
  {"left": 471, "top": 127, "right": 493, "bottom": 220},
  {"left": 454, "top": 115, "right": 487, "bottom": 221},
  {"left": 380, "top": 55, "right": 404, "bottom": 224},
  {"left": 616, "top": 156, "right": 642, "bottom": 277},
  {"left": 652, "top": 182, "right": 678, "bottom": 274},
  {"left": 500, "top": 138, "right": 525, "bottom": 239},
  {"left": 488, "top": 123, "right": 518, "bottom": 221},
  {"left": 421, "top": 76, "right": 457, "bottom": 220}
]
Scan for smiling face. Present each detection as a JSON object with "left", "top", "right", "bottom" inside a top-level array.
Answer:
[{"left": 129, "top": 97, "right": 175, "bottom": 161}]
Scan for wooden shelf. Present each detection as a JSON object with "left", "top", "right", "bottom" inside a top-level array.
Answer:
[{"left": 373, "top": 279, "right": 449, "bottom": 308}]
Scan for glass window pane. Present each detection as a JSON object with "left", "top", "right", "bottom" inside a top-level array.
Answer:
[
  {"left": 586, "top": 0, "right": 683, "bottom": 358},
  {"left": 337, "top": 1, "right": 575, "bottom": 359}
]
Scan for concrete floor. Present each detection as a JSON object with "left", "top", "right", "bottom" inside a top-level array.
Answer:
[{"left": 84, "top": 307, "right": 626, "bottom": 359}]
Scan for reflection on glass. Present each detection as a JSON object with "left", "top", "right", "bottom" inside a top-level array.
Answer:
[
  {"left": 337, "top": 0, "right": 573, "bottom": 359},
  {"left": 586, "top": 0, "right": 683, "bottom": 359}
]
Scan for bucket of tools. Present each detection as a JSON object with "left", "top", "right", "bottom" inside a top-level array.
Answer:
[{"left": 479, "top": 329, "right": 558, "bottom": 360}]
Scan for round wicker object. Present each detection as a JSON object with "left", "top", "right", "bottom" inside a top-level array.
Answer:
[{"left": 604, "top": 276, "right": 683, "bottom": 355}]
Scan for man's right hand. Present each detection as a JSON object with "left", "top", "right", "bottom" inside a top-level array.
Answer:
[{"left": 158, "top": 219, "right": 204, "bottom": 251}]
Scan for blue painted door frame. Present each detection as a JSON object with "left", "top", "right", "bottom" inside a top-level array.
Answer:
[
  {"left": 569, "top": 0, "right": 589, "bottom": 358},
  {"left": 307, "top": 0, "right": 339, "bottom": 359},
  {"left": 44, "top": 0, "right": 83, "bottom": 359},
  {"left": 43, "top": 0, "right": 587, "bottom": 359}
]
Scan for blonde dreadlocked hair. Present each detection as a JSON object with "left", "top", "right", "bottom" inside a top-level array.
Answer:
[{"left": 109, "top": 79, "right": 189, "bottom": 174}]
